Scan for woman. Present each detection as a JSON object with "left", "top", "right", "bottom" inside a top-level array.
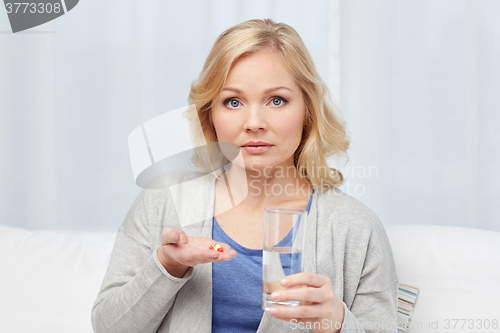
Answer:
[{"left": 92, "top": 19, "right": 398, "bottom": 333}]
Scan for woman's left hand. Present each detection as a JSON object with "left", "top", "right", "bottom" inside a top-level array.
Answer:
[{"left": 268, "top": 272, "right": 345, "bottom": 333}]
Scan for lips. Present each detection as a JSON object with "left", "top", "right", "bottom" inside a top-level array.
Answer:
[
  {"left": 241, "top": 141, "right": 273, "bottom": 154},
  {"left": 241, "top": 141, "right": 272, "bottom": 147}
]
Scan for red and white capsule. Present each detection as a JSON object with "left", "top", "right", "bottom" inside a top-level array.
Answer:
[{"left": 209, "top": 243, "right": 224, "bottom": 252}]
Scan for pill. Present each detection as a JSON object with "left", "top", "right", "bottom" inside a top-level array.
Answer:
[{"left": 210, "top": 243, "right": 223, "bottom": 252}]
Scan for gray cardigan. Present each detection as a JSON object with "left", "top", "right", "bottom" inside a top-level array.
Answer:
[{"left": 92, "top": 170, "right": 398, "bottom": 332}]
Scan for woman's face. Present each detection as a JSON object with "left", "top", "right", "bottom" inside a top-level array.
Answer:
[{"left": 211, "top": 50, "right": 306, "bottom": 173}]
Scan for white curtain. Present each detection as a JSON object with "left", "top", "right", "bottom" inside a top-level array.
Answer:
[
  {"left": 1, "top": 0, "right": 498, "bottom": 232},
  {"left": 337, "top": 0, "right": 500, "bottom": 232},
  {"left": 0, "top": 0, "right": 337, "bottom": 232}
]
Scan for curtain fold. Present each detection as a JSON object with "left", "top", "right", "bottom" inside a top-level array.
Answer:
[
  {"left": 0, "top": 0, "right": 335, "bottom": 231},
  {"left": 338, "top": 0, "right": 500, "bottom": 231},
  {"left": 1, "top": 0, "right": 498, "bottom": 232}
]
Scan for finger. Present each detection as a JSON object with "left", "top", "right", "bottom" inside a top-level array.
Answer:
[
  {"left": 213, "top": 242, "right": 234, "bottom": 253},
  {"left": 268, "top": 303, "right": 327, "bottom": 320},
  {"left": 177, "top": 230, "right": 188, "bottom": 245},
  {"left": 203, "top": 246, "right": 237, "bottom": 262},
  {"left": 188, "top": 237, "right": 230, "bottom": 249},
  {"left": 162, "top": 227, "right": 179, "bottom": 245},
  {"left": 281, "top": 272, "right": 329, "bottom": 288},
  {"left": 200, "top": 240, "right": 237, "bottom": 258},
  {"left": 182, "top": 247, "right": 219, "bottom": 264},
  {"left": 182, "top": 246, "right": 236, "bottom": 265},
  {"left": 271, "top": 286, "right": 331, "bottom": 304},
  {"left": 162, "top": 227, "right": 187, "bottom": 246},
  {"left": 216, "top": 248, "right": 237, "bottom": 261},
  {"left": 161, "top": 234, "right": 237, "bottom": 266}
]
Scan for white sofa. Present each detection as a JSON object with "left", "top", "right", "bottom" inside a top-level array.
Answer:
[{"left": 1, "top": 224, "right": 499, "bottom": 333}]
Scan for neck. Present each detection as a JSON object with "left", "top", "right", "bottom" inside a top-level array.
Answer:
[{"left": 219, "top": 162, "right": 312, "bottom": 208}]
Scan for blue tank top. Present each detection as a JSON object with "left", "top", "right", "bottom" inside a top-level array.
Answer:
[{"left": 211, "top": 190, "right": 314, "bottom": 332}]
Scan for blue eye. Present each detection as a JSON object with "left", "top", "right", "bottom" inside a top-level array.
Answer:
[
  {"left": 224, "top": 99, "right": 240, "bottom": 108},
  {"left": 272, "top": 97, "right": 288, "bottom": 106},
  {"left": 272, "top": 98, "right": 282, "bottom": 106}
]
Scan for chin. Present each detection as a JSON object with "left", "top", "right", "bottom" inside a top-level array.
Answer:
[{"left": 246, "top": 158, "right": 292, "bottom": 171}]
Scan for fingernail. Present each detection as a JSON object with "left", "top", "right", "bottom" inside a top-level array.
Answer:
[
  {"left": 271, "top": 292, "right": 280, "bottom": 301},
  {"left": 268, "top": 307, "right": 278, "bottom": 315},
  {"left": 281, "top": 278, "right": 290, "bottom": 286}
]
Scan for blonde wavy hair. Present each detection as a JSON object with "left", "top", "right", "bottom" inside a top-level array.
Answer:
[{"left": 186, "top": 19, "right": 349, "bottom": 192}]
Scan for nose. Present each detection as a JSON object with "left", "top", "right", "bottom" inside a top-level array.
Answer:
[{"left": 244, "top": 105, "right": 267, "bottom": 132}]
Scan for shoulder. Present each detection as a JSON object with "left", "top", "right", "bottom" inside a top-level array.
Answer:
[
  {"left": 315, "top": 187, "right": 398, "bottom": 285},
  {"left": 314, "top": 187, "right": 392, "bottom": 255},
  {"left": 315, "top": 187, "right": 383, "bottom": 232}
]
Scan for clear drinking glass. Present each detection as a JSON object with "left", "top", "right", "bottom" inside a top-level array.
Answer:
[{"left": 261, "top": 208, "right": 307, "bottom": 311}]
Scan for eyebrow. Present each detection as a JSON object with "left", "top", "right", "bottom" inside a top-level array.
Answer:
[{"left": 221, "top": 86, "right": 293, "bottom": 94}]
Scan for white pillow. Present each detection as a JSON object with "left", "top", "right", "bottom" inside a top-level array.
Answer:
[
  {"left": 1, "top": 224, "right": 498, "bottom": 333},
  {"left": 385, "top": 224, "right": 500, "bottom": 333},
  {"left": 0, "top": 225, "right": 116, "bottom": 333}
]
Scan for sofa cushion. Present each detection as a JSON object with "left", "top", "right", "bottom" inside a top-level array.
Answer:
[
  {"left": 0, "top": 224, "right": 499, "bottom": 333},
  {"left": 0, "top": 225, "right": 115, "bottom": 333},
  {"left": 385, "top": 224, "right": 500, "bottom": 333}
]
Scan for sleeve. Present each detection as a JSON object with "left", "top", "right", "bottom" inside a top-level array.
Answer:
[
  {"left": 339, "top": 281, "right": 399, "bottom": 332},
  {"left": 91, "top": 189, "right": 193, "bottom": 333},
  {"left": 339, "top": 214, "right": 399, "bottom": 333}
]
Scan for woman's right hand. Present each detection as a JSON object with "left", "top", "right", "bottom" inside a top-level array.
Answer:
[{"left": 157, "top": 227, "right": 237, "bottom": 278}]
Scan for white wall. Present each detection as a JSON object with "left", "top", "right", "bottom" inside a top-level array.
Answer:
[
  {"left": 1, "top": 0, "right": 498, "bottom": 232},
  {"left": 337, "top": 0, "right": 500, "bottom": 232},
  {"left": 0, "top": 0, "right": 337, "bottom": 232}
]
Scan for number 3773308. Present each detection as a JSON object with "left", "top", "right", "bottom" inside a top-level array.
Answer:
[
  {"left": 443, "top": 319, "right": 498, "bottom": 330},
  {"left": 5, "top": 2, "right": 62, "bottom": 14}
]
